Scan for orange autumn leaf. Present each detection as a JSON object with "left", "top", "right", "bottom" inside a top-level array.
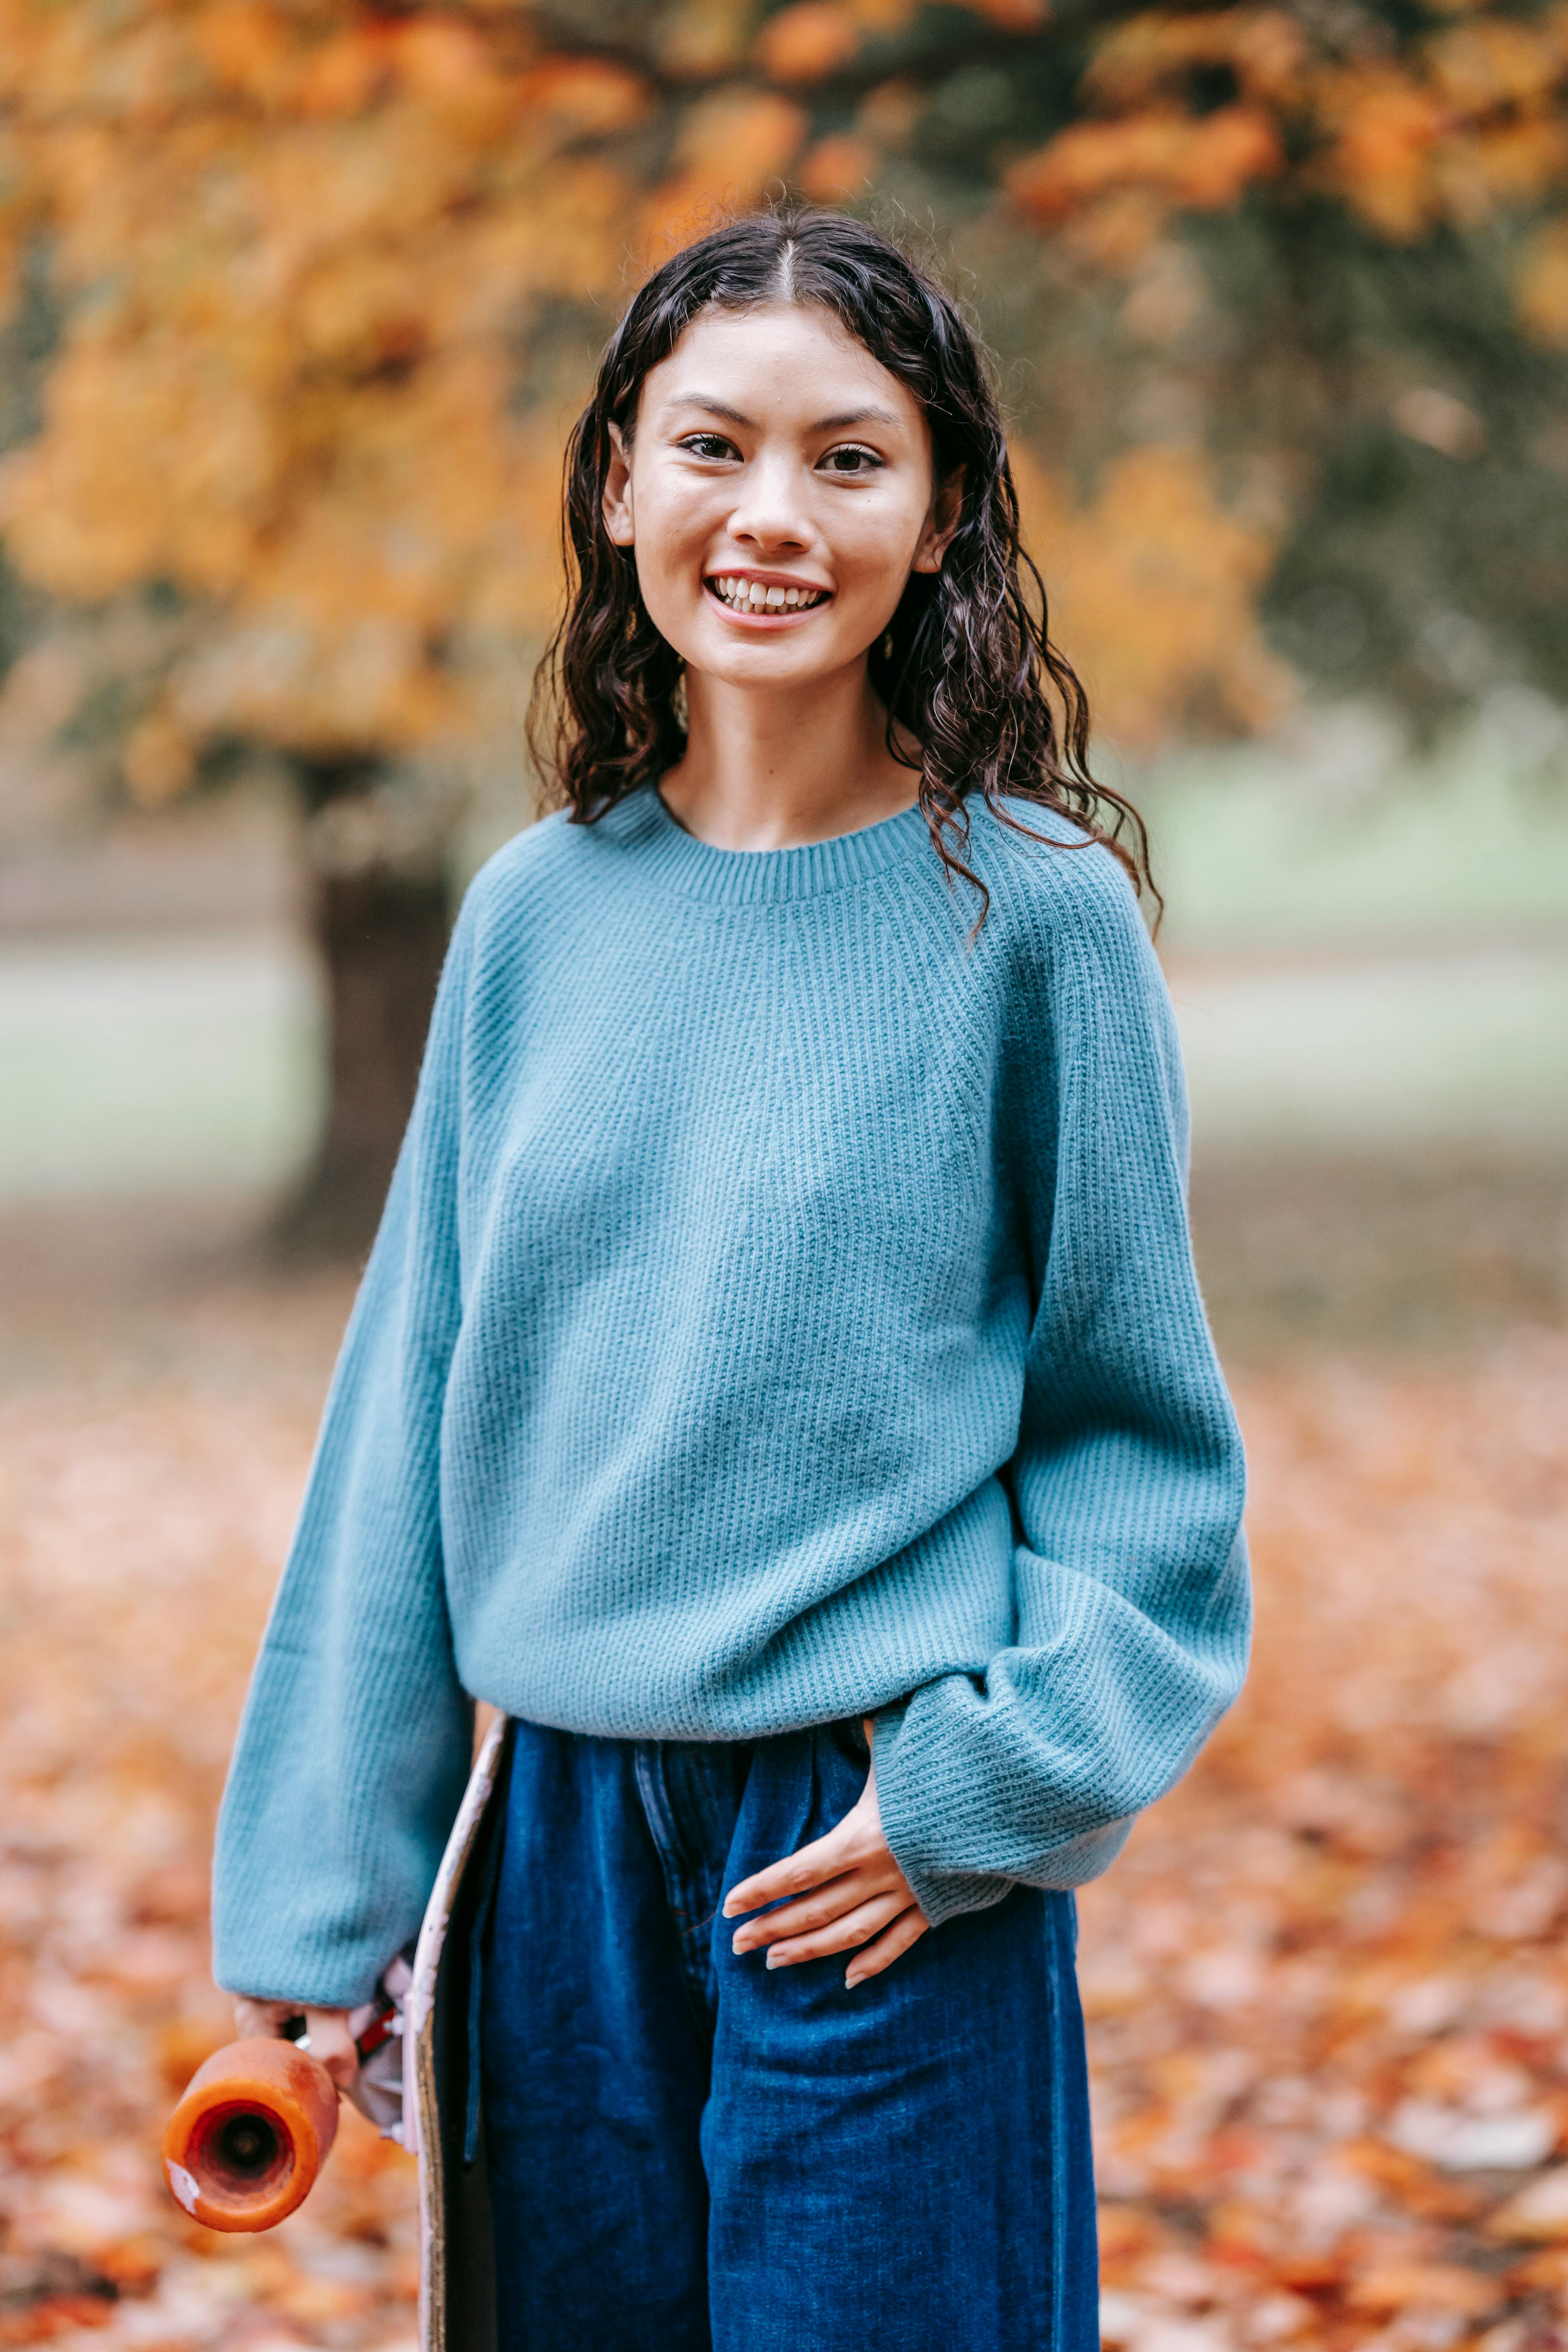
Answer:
[
  {"left": 1312, "top": 65, "right": 1452, "bottom": 239},
  {"left": 294, "top": 27, "right": 397, "bottom": 119},
  {"left": 754, "top": 2, "right": 861, "bottom": 84},
  {"left": 515, "top": 56, "right": 652, "bottom": 139},
  {"left": 1435, "top": 115, "right": 1568, "bottom": 227},
  {"left": 1008, "top": 104, "right": 1283, "bottom": 225},
  {"left": 1426, "top": 16, "right": 1567, "bottom": 115},
  {"left": 1084, "top": 8, "right": 1306, "bottom": 110},
  {"left": 191, "top": 0, "right": 297, "bottom": 103},
  {"left": 797, "top": 131, "right": 877, "bottom": 203},
  {"left": 1346, "top": 2265, "right": 1503, "bottom": 2318}
]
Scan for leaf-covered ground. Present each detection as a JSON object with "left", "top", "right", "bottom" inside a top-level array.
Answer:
[{"left": 2, "top": 1194, "right": 1566, "bottom": 2352}]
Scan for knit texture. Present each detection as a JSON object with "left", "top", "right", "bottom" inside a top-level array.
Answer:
[{"left": 212, "top": 788, "right": 1250, "bottom": 2006}]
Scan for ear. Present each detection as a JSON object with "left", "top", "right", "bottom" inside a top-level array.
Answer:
[
  {"left": 602, "top": 422, "right": 635, "bottom": 547},
  {"left": 910, "top": 466, "right": 965, "bottom": 575}
]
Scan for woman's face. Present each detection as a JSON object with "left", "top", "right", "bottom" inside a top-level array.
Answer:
[{"left": 602, "top": 303, "right": 959, "bottom": 691}]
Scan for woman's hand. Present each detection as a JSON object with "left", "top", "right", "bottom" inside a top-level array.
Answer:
[
  {"left": 722, "top": 1721, "right": 929, "bottom": 1989},
  {"left": 232, "top": 1999, "right": 359, "bottom": 2092}
]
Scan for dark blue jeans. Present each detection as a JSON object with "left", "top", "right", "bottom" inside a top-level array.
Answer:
[{"left": 482, "top": 1717, "right": 1098, "bottom": 2352}]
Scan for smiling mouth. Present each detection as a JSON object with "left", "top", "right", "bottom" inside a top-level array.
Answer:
[{"left": 705, "top": 573, "right": 831, "bottom": 613}]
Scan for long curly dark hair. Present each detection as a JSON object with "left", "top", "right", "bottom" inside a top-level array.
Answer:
[{"left": 528, "top": 207, "right": 1155, "bottom": 924}]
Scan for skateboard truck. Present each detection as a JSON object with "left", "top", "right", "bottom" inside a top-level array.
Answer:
[
  {"left": 162, "top": 1710, "right": 512, "bottom": 2352},
  {"left": 161, "top": 1960, "right": 414, "bottom": 2233}
]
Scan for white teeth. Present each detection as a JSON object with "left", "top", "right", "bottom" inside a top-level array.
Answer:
[{"left": 710, "top": 577, "right": 824, "bottom": 610}]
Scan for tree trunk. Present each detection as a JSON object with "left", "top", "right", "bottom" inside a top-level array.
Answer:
[{"left": 272, "top": 761, "right": 452, "bottom": 1259}]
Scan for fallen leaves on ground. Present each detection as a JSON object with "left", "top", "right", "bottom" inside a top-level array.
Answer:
[
  {"left": 1, "top": 1217, "right": 1566, "bottom": 2351},
  {"left": 1082, "top": 1330, "right": 1568, "bottom": 2352}
]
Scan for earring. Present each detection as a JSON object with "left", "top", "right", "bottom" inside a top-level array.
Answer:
[
  {"left": 672, "top": 673, "right": 689, "bottom": 730},
  {"left": 881, "top": 631, "right": 894, "bottom": 661}
]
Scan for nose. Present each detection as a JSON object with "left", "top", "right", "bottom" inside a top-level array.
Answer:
[{"left": 725, "top": 451, "right": 813, "bottom": 555}]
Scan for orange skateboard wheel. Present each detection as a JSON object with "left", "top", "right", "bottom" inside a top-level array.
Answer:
[{"left": 162, "top": 2038, "right": 339, "bottom": 2232}]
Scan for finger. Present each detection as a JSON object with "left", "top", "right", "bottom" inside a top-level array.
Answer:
[
  {"left": 730, "top": 1867, "right": 888, "bottom": 1951},
  {"left": 303, "top": 2008, "right": 359, "bottom": 2092},
  {"left": 844, "top": 1906, "right": 930, "bottom": 1988},
  {"left": 760, "top": 1891, "right": 911, "bottom": 1969},
  {"left": 233, "top": 1998, "right": 288, "bottom": 2040},
  {"left": 722, "top": 1819, "right": 865, "bottom": 1919}
]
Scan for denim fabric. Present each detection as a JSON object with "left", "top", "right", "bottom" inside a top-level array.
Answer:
[{"left": 482, "top": 1717, "right": 1099, "bottom": 2352}]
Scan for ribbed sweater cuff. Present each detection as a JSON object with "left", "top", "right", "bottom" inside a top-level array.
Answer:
[
  {"left": 871, "top": 1693, "right": 1140, "bottom": 1927},
  {"left": 869, "top": 1697, "right": 1005, "bottom": 1927}
]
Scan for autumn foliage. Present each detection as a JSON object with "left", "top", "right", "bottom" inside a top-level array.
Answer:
[
  {"left": 0, "top": 6, "right": 658, "bottom": 786},
  {"left": 1, "top": 0, "right": 1566, "bottom": 794}
]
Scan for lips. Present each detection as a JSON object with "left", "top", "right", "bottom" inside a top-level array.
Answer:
[{"left": 706, "top": 573, "right": 830, "bottom": 613}]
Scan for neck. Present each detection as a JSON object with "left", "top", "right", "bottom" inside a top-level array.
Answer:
[{"left": 659, "top": 659, "right": 918, "bottom": 851}]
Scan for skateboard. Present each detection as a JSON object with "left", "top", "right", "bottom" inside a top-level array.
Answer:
[
  {"left": 165, "top": 1713, "right": 512, "bottom": 2352},
  {"left": 405, "top": 1709, "right": 510, "bottom": 2352}
]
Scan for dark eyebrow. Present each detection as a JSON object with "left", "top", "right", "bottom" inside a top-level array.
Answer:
[
  {"left": 809, "top": 407, "right": 902, "bottom": 432},
  {"left": 666, "top": 396, "right": 754, "bottom": 426},
  {"left": 664, "top": 396, "right": 905, "bottom": 434}
]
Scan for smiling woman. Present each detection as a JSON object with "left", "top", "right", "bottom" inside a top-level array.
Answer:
[
  {"left": 597, "top": 299, "right": 955, "bottom": 850},
  {"left": 532, "top": 210, "right": 1154, "bottom": 904},
  {"left": 211, "top": 210, "right": 1250, "bottom": 2352}
]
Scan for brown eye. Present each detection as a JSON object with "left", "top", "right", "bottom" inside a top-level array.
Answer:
[
  {"left": 680, "top": 433, "right": 738, "bottom": 461},
  {"left": 821, "top": 445, "right": 881, "bottom": 475}
]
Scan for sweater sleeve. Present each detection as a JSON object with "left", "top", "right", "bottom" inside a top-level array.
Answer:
[
  {"left": 871, "top": 847, "right": 1251, "bottom": 1929},
  {"left": 210, "top": 902, "right": 479, "bottom": 2009}
]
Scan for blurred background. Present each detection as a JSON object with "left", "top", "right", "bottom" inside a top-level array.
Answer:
[{"left": 2, "top": 4, "right": 1568, "bottom": 2350}]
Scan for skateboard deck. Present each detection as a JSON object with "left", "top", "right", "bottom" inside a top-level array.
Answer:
[{"left": 406, "top": 1709, "right": 511, "bottom": 2352}]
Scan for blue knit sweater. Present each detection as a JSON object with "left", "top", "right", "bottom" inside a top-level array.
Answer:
[{"left": 212, "top": 787, "right": 1250, "bottom": 2006}]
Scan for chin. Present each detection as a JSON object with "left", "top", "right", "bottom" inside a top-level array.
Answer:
[{"left": 701, "top": 627, "right": 856, "bottom": 684}]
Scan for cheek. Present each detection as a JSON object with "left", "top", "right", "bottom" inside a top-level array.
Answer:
[
  {"left": 630, "top": 512, "right": 702, "bottom": 639},
  {"left": 827, "top": 494, "right": 929, "bottom": 596},
  {"left": 631, "top": 488, "right": 687, "bottom": 587},
  {"left": 630, "top": 472, "right": 713, "bottom": 569},
  {"left": 627, "top": 484, "right": 715, "bottom": 661}
]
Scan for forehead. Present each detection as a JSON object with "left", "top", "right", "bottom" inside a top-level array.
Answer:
[{"left": 637, "top": 302, "right": 930, "bottom": 444}]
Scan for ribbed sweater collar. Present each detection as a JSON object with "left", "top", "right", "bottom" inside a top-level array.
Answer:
[{"left": 603, "top": 785, "right": 929, "bottom": 905}]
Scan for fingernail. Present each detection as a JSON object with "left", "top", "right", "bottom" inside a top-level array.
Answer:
[
  {"left": 766, "top": 1951, "right": 786, "bottom": 1969},
  {"left": 721, "top": 1896, "right": 741, "bottom": 1917},
  {"left": 730, "top": 1933, "right": 746, "bottom": 1955},
  {"left": 845, "top": 1971, "right": 862, "bottom": 1988}
]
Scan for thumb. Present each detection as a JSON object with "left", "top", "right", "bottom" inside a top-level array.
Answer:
[
  {"left": 303, "top": 2007, "right": 359, "bottom": 2094},
  {"left": 233, "top": 1996, "right": 294, "bottom": 2041}
]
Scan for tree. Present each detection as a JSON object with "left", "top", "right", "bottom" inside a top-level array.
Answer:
[
  {"left": 0, "top": 8, "right": 650, "bottom": 1244},
  {"left": 0, "top": 0, "right": 1564, "bottom": 1244}
]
